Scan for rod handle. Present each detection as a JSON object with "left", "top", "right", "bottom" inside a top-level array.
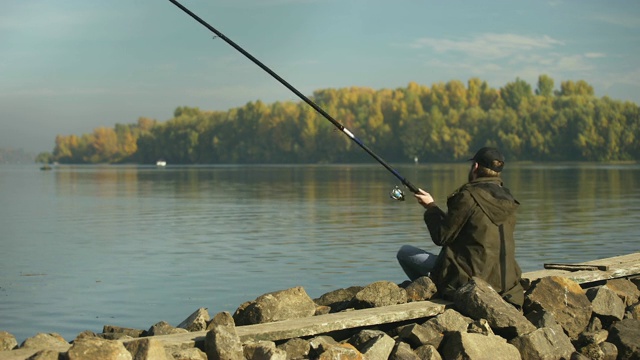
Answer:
[{"left": 404, "top": 180, "right": 419, "bottom": 194}]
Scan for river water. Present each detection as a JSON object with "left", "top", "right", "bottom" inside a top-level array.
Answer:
[{"left": 1, "top": 163, "right": 639, "bottom": 343}]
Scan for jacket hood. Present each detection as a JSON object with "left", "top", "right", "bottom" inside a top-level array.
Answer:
[{"left": 466, "top": 177, "right": 519, "bottom": 225}]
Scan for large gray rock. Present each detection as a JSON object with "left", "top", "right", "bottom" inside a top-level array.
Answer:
[
  {"left": 454, "top": 277, "right": 536, "bottom": 339},
  {"left": 404, "top": 276, "right": 438, "bottom": 302},
  {"left": 233, "top": 286, "right": 316, "bottom": 326},
  {"left": 315, "top": 343, "right": 363, "bottom": 360},
  {"left": 525, "top": 308, "right": 570, "bottom": 349},
  {"left": 347, "top": 329, "right": 395, "bottom": 360},
  {"left": 607, "top": 318, "right": 640, "bottom": 360},
  {"left": 74, "top": 330, "right": 99, "bottom": 341},
  {"left": 314, "top": 286, "right": 363, "bottom": 313},
  {"left": 178, "top": 307, "right": 210, "bottom": 332},
  {"left": 525, "top": 309, "right": 564, "bottom": 332},
  {"left": 599, "top": 342, "right": 619, "bottom": 360},
  {"left": 276, "top": 338, "right": 310, "bottom": 359},
  {"left": 205, "top": 311, "right": 244, "bottom": 360},
  {"left": 123, "top": 338, "right": 171, "bottom": 360},
  {"left": 25, "top": 349, "right": 61, "bottom": 359},
  {"left": 414, "top": 345, "right": 442, "bottom": 360},
  {"left": 66, "top": 338, "right": 133, "bottom": 360},
  {"left": 440, "top": 331, "right": 522, "bottom": 360},
  {"left": 524, "top": 276, "right": 592, "bottom": 339},
  {"left": 605, "top": 279, "right": 640, "bottom": 307},
  {"left": 586, "top": 286, "right": 625, "bottom": 325},
  {"left": 423, "top": 308, "right": 472, "bottom": 333},
  {"left": 399, "top": 309, "right": 472, "bottom": 349},
  {"left": 509, "top": 326, "right": 575, "bottom": 360},
  {"left": 308, "top": 335, "right": 339, "bottom": 354},
  {"left": 20, "top": 333, "right": 70, "bottom": 351},
  {"left": 350, "top": 281, "right": 407, "bottom": 309},
  {"left": 170, "top": 348, "right": 208, "bottom": 360},
  {"left": 586, "top": 316, "right": 604, "bottom": 333},
  {"left": 147, "top": 321, "right": 188, "bottom": 336},
  {"left": 389, "top": 341, "right": 420, "bottom": 360},
  {"left": 397, "top": 323, "right": 443, "bottom": 349},
  {"left": 575, "top": 329, "right": 609, "bottom": 349},
  {"left": 0, "top": 331, "right": 18, "bottom": 351},
  {"left": 307, "top": 335, "right": 345, "bottom": 360},
  {"left": 243, "top": 340, "right": 287, "bottom": 360}
]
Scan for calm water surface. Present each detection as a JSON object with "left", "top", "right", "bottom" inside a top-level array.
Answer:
[{"left": 1, "top": 163, "right": 639, "bottom": 342}]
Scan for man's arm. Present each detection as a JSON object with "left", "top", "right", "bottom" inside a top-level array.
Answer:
[{"left": 424, "top": 190, "right": 475, "bottom": 246}]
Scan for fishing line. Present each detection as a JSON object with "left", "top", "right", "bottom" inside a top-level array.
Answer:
[{"left": 169, "top": 0, "right": 419, "bottom": 200}]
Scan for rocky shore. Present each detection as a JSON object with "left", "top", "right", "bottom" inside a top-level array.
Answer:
[{"left": 1, "top": 275, "right": 640, "bottom": 360}]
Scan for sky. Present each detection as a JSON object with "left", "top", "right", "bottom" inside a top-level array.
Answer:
[{"left": 1, "top": 1, "right": 639, "bottom": 154}]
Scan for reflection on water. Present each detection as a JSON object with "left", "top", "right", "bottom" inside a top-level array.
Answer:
[{"left": 1, "top": 163, "right": 639, "bottom": 342}]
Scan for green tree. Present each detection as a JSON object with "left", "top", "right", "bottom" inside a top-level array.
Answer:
[
  {"left": 556, "top": 80, "right": 595, "bottom": 97},
  {"left": 479, "top": 81, "right": 502, "bottom": 111},
  {"left": 467, "top": 78, "right": 483, "bottom": 108},
  {"left": 35, "top": 152, "right": 53, "bottom": 164},
  {"left": 535, "top": 74, "right": 554, "bottom": 97},
  {"left": 445, "top": 80, "right": 468, "bottom": 111},
  {"left": 501, "top": 78, "right": 533, "bottom": 110}
]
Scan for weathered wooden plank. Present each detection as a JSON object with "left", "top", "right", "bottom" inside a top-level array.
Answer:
[
  {"left": 236, "top": 299, "right": 449, "bottom": 342},
  {"left": 523, "top": 252, "right": 640, "bottom": 286},
  {"left": 120, "top": 299, "right": 450, "bottom": 351},
  {"left": 543, "top": 263, "right": 609, "bottom": 271}
]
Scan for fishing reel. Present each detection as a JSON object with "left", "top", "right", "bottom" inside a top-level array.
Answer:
[{"left": 389, "top": 186, "right": 405, "bottom": 201}]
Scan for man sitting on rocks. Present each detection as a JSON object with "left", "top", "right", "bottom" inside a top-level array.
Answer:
[{"left": 397, "top": 147, "right": 524, "bottom": 308}]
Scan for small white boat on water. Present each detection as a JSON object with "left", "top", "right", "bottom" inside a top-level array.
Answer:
[{"left": 156, "top": 160, "right": 167, "bottom": 167}]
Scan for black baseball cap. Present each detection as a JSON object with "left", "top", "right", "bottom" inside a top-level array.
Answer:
[{"left": 469, "top": 147, "right": 505, "bottom": 172}]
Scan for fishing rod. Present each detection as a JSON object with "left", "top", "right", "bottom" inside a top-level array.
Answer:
[{"left": 169, "top": 0, "right": 419, "bottom": 200}]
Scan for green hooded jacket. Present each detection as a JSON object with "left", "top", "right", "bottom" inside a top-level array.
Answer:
[{"left": 424, "top": 176, "right": 524, "bottom": 307}]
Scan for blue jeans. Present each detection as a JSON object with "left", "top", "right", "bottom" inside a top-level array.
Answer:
[{"left": 396, "top": 245, "right": 438, "bottom": 281}]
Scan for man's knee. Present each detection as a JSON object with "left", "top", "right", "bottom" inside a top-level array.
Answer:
[{"left": 397, "top": 245, "right": 415, "bottom": 262}]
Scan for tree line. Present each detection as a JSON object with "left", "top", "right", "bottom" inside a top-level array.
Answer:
[{"left": 43, "top": 75, "right": 640, "bottom": 164}]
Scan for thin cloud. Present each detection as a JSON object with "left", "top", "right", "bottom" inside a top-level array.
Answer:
[
  {"left": 0, "top": 4, "right": 93, "bottom": 35},
  {"left": 591, "top": 13, "right": 640, "bottom": 29},
  {"left": 409, "top": 33, "right": 564, "bottom": 60},
  {"left": 425, "top": 52, "right": 595, "bottom": 76},
  {"left": 555, "top": 54, "right": 595, "bottom": 72},
  {"left": 600, "top": 67, "right": 640, "bottom": 88},
  {"left": 214, "top": 0, "right": 320, "bottom": 8},
  {"left": 584, "top": 52, "right": 606, "bottom": 59},
  {"left": 407, "top": 32, "right": 602, "bottom": 87},
  {"left": 0, "top": 87, "right": 113, "bottom": 98}
]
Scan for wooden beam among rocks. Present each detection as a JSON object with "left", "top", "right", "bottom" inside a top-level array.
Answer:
[
  {"left": 522, "top": 252, "right": 640, "bottom": 288},
  {"left": 122, "top": 299, "right": 450, "bottom": 351}
]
